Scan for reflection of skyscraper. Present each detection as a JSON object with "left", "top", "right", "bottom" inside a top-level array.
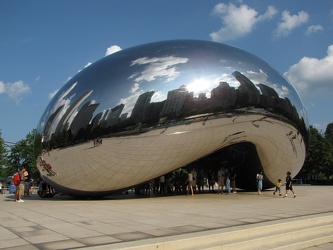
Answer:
[
  {"left": 69, "top": 101, "right": 99, "bottom": 138},
  {"left": 211, "top": 82, "right": 236, "bottom": 108},
  {"left": 54, "top": 90, "right": 93, "bottom": 135},
  {"left": 256, "top": 83, "right": 279, "bottom": 109},
  {"left": 106, "top": 104, "right": 125, "bottom": 127},
  {"left": 91, "top": 111, "right": 104, "bottom": 131},
  {"left": 232, "top": 71, "right": 260, "bottom": 106},
  {"left": 131, "top": 91, "right": 155, "bottom": 123},
  {"left": 44, "top": 105, "right": 65, "bottom": 141},
  {"left": 120, "top": 113, "right": 128, "bottom": 122},
  {"left": 142, "top": 101, "right": 165, "bottom": 124},
  {"left": 160, "top": 85, "right": 189, "bottom": 117},
  {"left": 256, "top": 84, "right": 279, "bottom": 98}
]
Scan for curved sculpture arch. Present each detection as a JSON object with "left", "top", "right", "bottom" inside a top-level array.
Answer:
[{"left": 35, "top": 40, "right": 308, "bottom": 197}]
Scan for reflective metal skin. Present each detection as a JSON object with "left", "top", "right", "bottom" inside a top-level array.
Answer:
[{"left": 35, "top": 40, "right": 308, "bottom": 197}]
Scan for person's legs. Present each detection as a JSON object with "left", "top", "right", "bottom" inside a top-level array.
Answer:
[
  {"left": 15, "top": 186, "right": 19, "bottom": 201},
  {"left": 187, "top": 184, "right": 193, "bottom": 196},
  {"left": 284, "top": 186, "right": 289, "bottom": 197}
]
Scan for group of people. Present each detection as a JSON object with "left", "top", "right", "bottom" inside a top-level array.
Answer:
[
  {"left": 13, "top": 165, "right": 31, "bottom": 202},
  {"left": 257, "top": 171, "right": 296, "bottom": 198},
  {"left": 134, "top": 166, "right": 237, "bottom": 196}
]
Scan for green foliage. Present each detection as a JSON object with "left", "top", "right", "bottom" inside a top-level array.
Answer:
[
  {"left": 0, "top": 131, "right": 9, "bottom": 177},
  {"left": 5, "top": 129, "right": 38, "bottom": 179},
  {"left": 302, "top": 124, "right": 333, "bottom": 180}
]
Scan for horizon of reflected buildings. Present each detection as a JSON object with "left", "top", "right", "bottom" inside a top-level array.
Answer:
[
  {"left": 38, "top": 70, "right": 306, "bottom": 148},
  {"left": 35, "top": 40, "right": 308, "bottom": 197}
]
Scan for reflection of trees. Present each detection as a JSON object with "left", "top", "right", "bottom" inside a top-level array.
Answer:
[{"left": 38, "top": 71, "right": 308, "bottom": 150}]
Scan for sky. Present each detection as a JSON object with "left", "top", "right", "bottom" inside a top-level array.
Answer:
[{"left": 1, "top": 0, "right": 333, "bottom": 143}]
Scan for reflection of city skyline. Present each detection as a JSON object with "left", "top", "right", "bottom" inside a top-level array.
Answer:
[{"left": 42, "top": 71, "right": 301, "bottom": 146}]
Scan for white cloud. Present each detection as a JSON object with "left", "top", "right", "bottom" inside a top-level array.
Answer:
[
  {"left": 48, "top": 89, "right": 59, "bottom": 100},
  {"left": 285, "top": 44, "right": 333, "bottom": 97},
  {"left": 0, "top": 80, "right": 31, "bottom": 103},
  {"left": 105, "top": 45, "right": 122, "bottom": 56},
  {"left": 274, "top": 10, "right": 309, "bottom": 37},
  {"left": 210, "top": 3, "right": 277, "bottom": 42},
  {"left": 306, "top": 25, "right": 323, "bottom": 35}
]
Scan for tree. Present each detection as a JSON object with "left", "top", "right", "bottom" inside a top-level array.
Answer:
[
  {"left": 302, "top": 126, "right": 325, "bottom": 180},
  {"left": 302, "top": 124, "right": 333, "bottom": 181},
  {"left": 7, "top": 129, "right": 38, "bottom": 178},
  {"left": 0, "top": 130, "right": 9, "bottom": 177},
  {"left": 322, "top": 123, "right": 333, "bottom": 180},
  {"left": 325, "top": 123, "right": 333, "bottom": 144}
]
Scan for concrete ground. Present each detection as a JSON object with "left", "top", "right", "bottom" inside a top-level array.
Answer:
[{"left": 0, "top": 185, "right": 332, "bottom": 250}]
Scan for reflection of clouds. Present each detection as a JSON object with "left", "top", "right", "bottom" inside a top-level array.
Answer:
[
  {"left": 51, "top": 82, "right": 78, "bottom": 115},
  {"left": 151, "top": 91, "right": 167, "bottom": 102},
  {"left": 118, "top": 55, "right": 189, "bottom": 116},
  {"left": 118, "top": 90, "right": 168, "bottom": 118},
  {"left": 48, "top": 82, "right": 78, "bottom": 133},
  {"left": 244, "top": 70, "right": 290, "bottom": 97},
  {"left": 218, "top": 74, "right": 239, "bottom": 88},
  {"left": 67, "top": 109, "right": 78, "bottom": 127},
  {"left": 40, "top": 82, "right": 78, "bottom": 131},
  {"left": 130, "top": 83, "right": 140, "bottom": 93},
  {"left": 118, "top": 91, "right": 142, "bottom": 116},
  {"left": 130, "top": 56, "right": 188, "bottom": 83}
]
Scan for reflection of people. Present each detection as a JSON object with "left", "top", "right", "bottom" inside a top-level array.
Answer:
[
  {"left": 256, "top": 171, "right": 264, "bottom": 195},
  {"left": 284, "top": 171, "right": 296, "bottom": 198},
  {"left": 40, "top": 160, "right": 58, "bottom": 176},
  {"left": 273, "top": 179, "right": 282, "bottom": 196}
]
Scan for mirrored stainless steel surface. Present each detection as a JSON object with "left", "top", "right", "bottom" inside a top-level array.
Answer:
[{"left": 35, "top": 40, "right": 308, "bottom": 197}]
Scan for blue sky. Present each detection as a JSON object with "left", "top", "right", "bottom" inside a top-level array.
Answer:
[{"left": 1, "top": 0, "right": 333, "bottom": 143}]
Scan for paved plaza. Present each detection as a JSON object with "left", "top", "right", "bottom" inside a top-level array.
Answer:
[{"left": 0, "top": 185, "right": 333, "bottom": 249}]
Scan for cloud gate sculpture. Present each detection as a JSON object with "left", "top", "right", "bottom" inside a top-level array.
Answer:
[{"left": 35, "top": 40, "right": 308, "bottom": 197}]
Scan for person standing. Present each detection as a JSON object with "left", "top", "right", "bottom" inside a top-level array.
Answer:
[
  {"left": 217, "top": 166, "right": 225, "bottom": 194},
  {"left": 256, "top": 171, "right": 264, "bottom": 195},
  {"left": 230, "top": 168, "right": 237, "bottom": 193},
  {"left": 284, "top": 171, "right": 296, "bottom": 198},
  {"left": 19, "top": 166, "right": 29, "bottom": 202},
  {"left": 208, "top": 169, "right": 215, "bottom": 193},
  {"left": 186, "top": 171, "right": 194, "bottom": 196},
  {"left": 191, "top": 168, "right": 197, "bottom": 193},
  {"left": 159, "top": 175, "right": 165, "bottom": 194},
  {"left": 24, "top": 168, "right": 31, "bottom": 197},
  {"left": 196, "top": 169, "right": 205, "bottom": 193},
  {"left": 225, "top": 168, "right": 231, "bottom": 194}
]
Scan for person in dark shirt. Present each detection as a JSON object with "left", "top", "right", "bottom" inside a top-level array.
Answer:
[{"left": 284, "top": 171, "right": 296, "bottom": 198}]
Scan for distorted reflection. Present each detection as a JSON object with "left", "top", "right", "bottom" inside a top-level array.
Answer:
[{"left": 35, "top": 40, "right": 308, "bottom": 197}]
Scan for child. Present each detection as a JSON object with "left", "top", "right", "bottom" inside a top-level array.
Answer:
[
  {"left": 284, "top": 171, "right": 296, "bottom": 198},
  {"left": 273, "top": 179, "right": 282, "bottom": 196}
]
